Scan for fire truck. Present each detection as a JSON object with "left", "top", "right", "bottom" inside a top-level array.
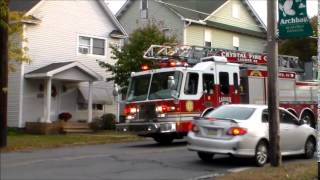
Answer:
[{"left": 116, "top": 45, "right": 318, "bottom": 144}]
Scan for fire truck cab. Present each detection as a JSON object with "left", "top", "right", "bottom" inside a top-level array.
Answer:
[{"left": 117, "top": 56, "right": 242, "bottom": 144}]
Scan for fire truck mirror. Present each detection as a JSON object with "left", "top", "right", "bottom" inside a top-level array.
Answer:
[
  {"left": 203, "top": 89, "right": 208, "bottom": 95},
  {"left": 170, "top": 90, "right": 179, "bottom": 100},
  {"left": 168, "top": 76, "right": 176, "bottom": 90},
  {"left": 113, "top": 84, "right": 119, "bottom": 96}
]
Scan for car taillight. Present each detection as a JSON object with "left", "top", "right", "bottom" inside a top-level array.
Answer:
[
  {"left": 191, "top": 124, "right": 199, "bottom": 133},
  {"left": 227, "top": 127, "right": 247, "bottom": 136}
]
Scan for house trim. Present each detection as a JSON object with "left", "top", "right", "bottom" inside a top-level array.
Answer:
[
  {"left": 204, "top": 0, "right": 230, "bottom": 21},
  {"left": 25, "top": 62, "right": 103, "bottom": 81}
]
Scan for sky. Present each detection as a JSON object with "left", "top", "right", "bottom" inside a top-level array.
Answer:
[{"left": 105, "top": 0, "right": 318, "bottom": 25}]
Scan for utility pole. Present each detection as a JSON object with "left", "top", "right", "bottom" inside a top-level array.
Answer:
[
  {"left": 0, "top": 0, "right": 9, "bottom": 148},
  {"left": 267, "top": 0, "right": 281, "bottom": 166},
  {"left": 317, "top": 0, "right": 320, "bottom": 177}
]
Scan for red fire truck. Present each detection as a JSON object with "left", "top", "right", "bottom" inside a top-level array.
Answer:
[{"left": 116, "top": 45, "right": 318, "bottom": 144}]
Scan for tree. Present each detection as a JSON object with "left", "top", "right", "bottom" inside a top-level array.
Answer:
[
  {"left": 99, "top": 23, "right": 176, "bottom": 93},
  {"left": 279, "top": 16, "right": 317, "bottom": 61},
  {"left": 0, "top": 0, "right": 9, "bottom": 148},
  {"left": 8, "top": 11, "right": 31, "bottom": 71}
]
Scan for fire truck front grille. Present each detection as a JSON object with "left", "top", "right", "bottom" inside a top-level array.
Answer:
[{"left": 138, "top": 103, "right": 157, "bottom": 121}]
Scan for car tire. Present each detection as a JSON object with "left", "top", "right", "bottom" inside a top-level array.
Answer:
[
  {"left": 304, "top": 137, "right": 315, "bottom": 159},
  {"left": 254, "top": 140, "right": 268, "bottom": 167},
  {"left": 153, "top": 135, "right": 174, "bottom": 145},
  {"left": 197, "top": 152, "right": 214, "bottom": 162}
]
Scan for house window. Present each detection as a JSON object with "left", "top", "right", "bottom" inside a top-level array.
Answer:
[
  {"left": 233, "top": 36, "right": 239, "bottom": 50},
  {"left": 232, "top": 3, "right": 240, "bottom": 19},
  {"left": 140, "top": 0, "right": 148, "bottom": 19},
  {"left": 204, "top": 29, "right": 212, "bottom": 47},
  {"left": 78, "top": 36, "right": 106, "bottom": 56}
]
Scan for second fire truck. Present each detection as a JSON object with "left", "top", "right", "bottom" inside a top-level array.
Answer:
[{"left": 117, "top": 45, "right": 318, "bottom": 144}]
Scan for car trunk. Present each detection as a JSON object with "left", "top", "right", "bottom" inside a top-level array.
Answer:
[{"left": 195, "top": 118, "right": 239, "bottom": 139}]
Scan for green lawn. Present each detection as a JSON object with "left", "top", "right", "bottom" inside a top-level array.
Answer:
[
  {"left": 217, "top": 160, "right": 317, "bottom": 180},
  {"left": 1, "top": 130, "right": 142, "bottom": 152}
]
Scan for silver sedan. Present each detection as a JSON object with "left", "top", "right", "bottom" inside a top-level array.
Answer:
[{"left": 187, "top": 104, "right": 316, "bottom": 166}]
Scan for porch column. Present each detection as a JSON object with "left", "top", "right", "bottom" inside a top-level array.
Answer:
[
  {"left": 44, "top": 78, "right": 52, "bottom": 123},
  {"left": 88, "top": 81, "right": 93, "bottom": 123}
]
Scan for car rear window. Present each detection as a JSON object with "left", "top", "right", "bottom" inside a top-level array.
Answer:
[{"left": 205, "top": 106, "right": 255, "bottom": 120}]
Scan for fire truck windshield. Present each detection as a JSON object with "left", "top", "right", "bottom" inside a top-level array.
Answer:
[
  {"left": 149, "top": 71, "right": 182, "bottom": 100},
  {"left": 126, "top": 71, "right": 182, "bottom": 102},
  {"left": 127, "top": 74, "right": 151, "bottom": 102}
]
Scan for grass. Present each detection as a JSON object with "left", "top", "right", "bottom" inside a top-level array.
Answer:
[
  {"left": 1, "top": 129, "right": 142, "bottom": 152},
  {"left": 217, "top": 160, "right": 317, "bottom": 180}
]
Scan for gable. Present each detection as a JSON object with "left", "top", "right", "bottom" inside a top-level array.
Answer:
[
  {"left": 206, "top": 0, "right": 264, "bottom": 32},
  {"left": 161, "top": 0, "right": 227, "bottom": 21}
]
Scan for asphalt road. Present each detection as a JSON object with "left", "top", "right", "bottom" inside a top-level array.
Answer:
[{"left": 0, "top": 139, "right": 314, "bottom": 180}]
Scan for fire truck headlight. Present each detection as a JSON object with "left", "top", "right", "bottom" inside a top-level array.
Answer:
[
  {"left": 129, "top": 107, "right": 137, "bottom": 114},
  {"left": 126, "top": 115, "right": 135, "bottom": 120},
  {"left": 157, "top": 113, "right": 166, "bottom": 118}
]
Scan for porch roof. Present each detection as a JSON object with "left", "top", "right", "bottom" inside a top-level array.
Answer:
[{"left": 25, "top": 61, "right": 103, "bottom": 82}]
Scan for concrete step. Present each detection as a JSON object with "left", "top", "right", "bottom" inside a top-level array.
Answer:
[
  {"left": 61, "top": 122, "right": 93, "bottom": 134},
  {"left": 63, "top": 123, "right": 90, "bottom": 129},
  {"left": 63, "top": 129, "right": 93, "bottom": 134}
]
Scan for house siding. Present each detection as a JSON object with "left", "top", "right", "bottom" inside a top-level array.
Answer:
[
  {"left": 185, "top": 25, "right": 204, "bottom": 46},
  {"left": 7, "top": 62, "right": 23, "bottom": 127},
  {"left": 118, "top": 0, "right": 184, "bottom": 43},
  {"left": 8, "top": 0, "right": 122, "bottom": 127},
  {"left": 186, "top": 25, "right": 266, "bottom": 53},
  {"left": 207, "top": 0, "right": 263, "bottom": 32}
]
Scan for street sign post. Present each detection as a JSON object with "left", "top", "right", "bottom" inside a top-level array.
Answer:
[{"left": 278, "top": 0, "right": 313, "bottom": 39}]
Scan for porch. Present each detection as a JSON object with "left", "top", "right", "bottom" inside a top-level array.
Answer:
[{"left": 24, "top": 61, "right": 105, "bottom": 134}]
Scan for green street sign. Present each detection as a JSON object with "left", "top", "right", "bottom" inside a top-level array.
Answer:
[{"left": 278, "top": 0, "right": 313, "bottom": 39}]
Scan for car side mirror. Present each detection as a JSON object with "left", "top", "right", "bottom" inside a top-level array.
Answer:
[{"left": 297, "top": 120, "right": 305, "bottom": 126}]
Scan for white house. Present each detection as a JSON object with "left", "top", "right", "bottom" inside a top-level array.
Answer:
[{"left": 8, "top": 0, "right": 127, "bottom": 128}]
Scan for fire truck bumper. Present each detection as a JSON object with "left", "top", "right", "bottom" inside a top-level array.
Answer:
[{"left": 116, "top": 122, "right": 177, "bottom": 136}]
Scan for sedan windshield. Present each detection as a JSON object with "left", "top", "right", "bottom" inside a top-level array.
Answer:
[
  {"left": 149, "top": 71, "right": 182, "bottom": 100},
  {"left": 205, "top": 106, "right": 256, "bottom": 120},
  {"left": 127, "top": 74, "right": 151, "bottom": 102}
]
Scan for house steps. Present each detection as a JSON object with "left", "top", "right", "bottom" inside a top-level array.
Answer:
[{"left": 62, "top": 121, "right": 93, "bottom": 134}]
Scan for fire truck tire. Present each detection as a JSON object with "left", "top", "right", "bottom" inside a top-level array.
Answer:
[
  {"left": 197, "top": 152, "right": 214, "bottom": 162},
  {"left": 153, "top": 135, "right": 174, "bottom": 145},
  {"left": 301, "top": 111, "right": 315, "bottom": 129}
]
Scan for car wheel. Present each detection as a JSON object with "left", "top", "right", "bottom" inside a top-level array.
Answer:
[
  {"left": 304, "top": 137, "right": 315, "bottom": 159},
  {"left": 254, "top": 140, "right": 268, "bottom": 167},
  {"left": 153, "top": 135, "right": 174, "bottom": 145},
  {"left": 197, "top": 152, "right": 214, "bottom": 162}
]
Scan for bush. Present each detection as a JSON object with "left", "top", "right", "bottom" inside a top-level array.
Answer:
[
  {"left": 89, "top": 117, "right": 104, "bottom": 131},
  {"left": 58, "top": 112, "right": 72, "bottom": 122},
  {"left": 101, "top": 113, "right": 116, "bottom": 130}
]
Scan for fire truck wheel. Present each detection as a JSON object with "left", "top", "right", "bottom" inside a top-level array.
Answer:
[
  {"left": 301, "top": 112, "right": 315, "bottom": 129},
  {"left": 153, "top": 135, "right": 174, "bottom": 145},
  {"left": 197, "top": 152, "right": 214, "bottom": 162}
]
